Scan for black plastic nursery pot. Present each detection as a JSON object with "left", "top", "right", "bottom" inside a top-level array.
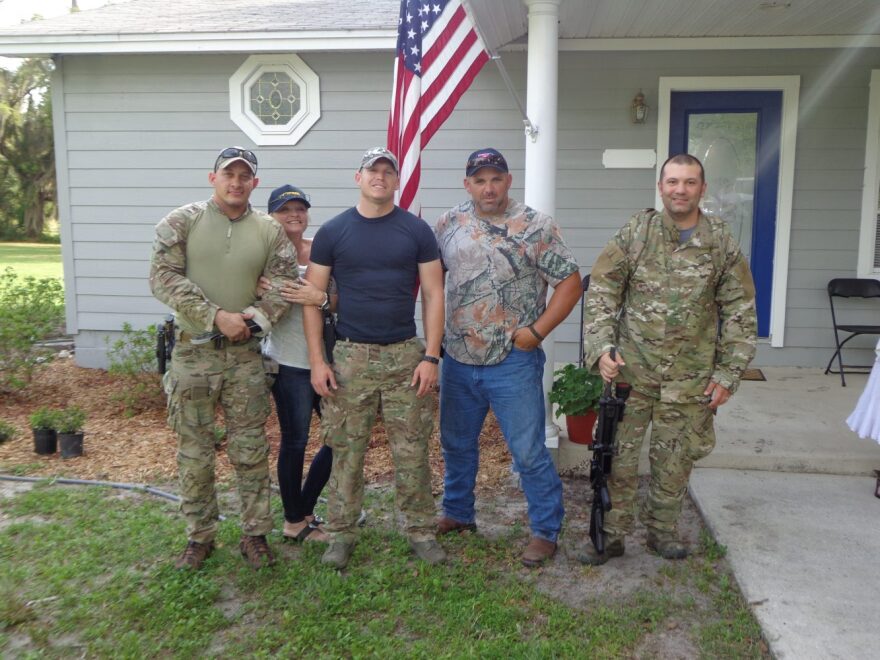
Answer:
[
  {"left": 32, "top": 428, "right": 57, "bottom": 455},
  {"left": 59, "top": 432, "right": 83, "bottom": 459}
]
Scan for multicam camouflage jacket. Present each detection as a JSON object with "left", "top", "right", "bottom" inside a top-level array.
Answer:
[
  {"left": 583, "top": 209, "right": 757, "bottom": 403},
  {"left": 149, "top": 199, "right": 295, "bottom": 335}
]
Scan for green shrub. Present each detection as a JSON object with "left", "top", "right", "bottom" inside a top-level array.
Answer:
[
  {"left": 0, "top": 267, "right": 65, "bottom": 391},
  {"left": 0, "top": 419, "right": 16, "bottom": 443},
  {"left": 106, "top": 322, "right": 163, "bottom": 416},
  {"left": 28, "top": 406, "right": 59, "bottom": 430},
  {"left": 54, "top": 405, "right": 86, "bottom": 433},
  {"left": 548, "top": 363, "right": 605, "bottom": 418}
]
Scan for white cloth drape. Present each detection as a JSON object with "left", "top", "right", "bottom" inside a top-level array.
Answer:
[{"left": 846, "top": 338, "right": 880, "bottom": 443}]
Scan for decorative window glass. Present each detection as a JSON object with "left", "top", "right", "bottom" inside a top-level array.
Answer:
[
  {"left": 249, "top": 72, "right": 302, "bottom": 125},
  {"left": 229, "top": 55, "right": 320, "bottom": 146}
]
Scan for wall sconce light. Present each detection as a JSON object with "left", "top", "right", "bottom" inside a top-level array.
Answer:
[{"left": 631, "top": 90, "right": 649, "bottom": 124}]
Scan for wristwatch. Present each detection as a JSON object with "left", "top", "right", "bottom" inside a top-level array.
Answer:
[
  {"left": 421, "top": 355, "right": 440, "bottom": 364},
  {"left": 319, "top": 292, "right": 330, "bottom": 312}
]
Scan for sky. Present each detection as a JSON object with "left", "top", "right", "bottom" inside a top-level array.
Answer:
[
  {"left": 0, "top": 0, "right": 110, "bottom": 68},
  {"left": 0, "top": 0, "right": 108, "bottom": 28}
]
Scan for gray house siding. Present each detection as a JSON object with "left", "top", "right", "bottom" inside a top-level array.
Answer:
[{"left": 58, "top": 48, "right": 880, "bottom": 368}]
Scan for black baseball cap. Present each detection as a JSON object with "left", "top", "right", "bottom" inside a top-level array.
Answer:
[
  {"left": 268, "top": 185, "right": 311, "bottom": 213},
  {"left": 465, "top": 148, "right": 509, "bottom": 177}
]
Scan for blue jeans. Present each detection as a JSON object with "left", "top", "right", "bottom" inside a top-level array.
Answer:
[
  {"left": 439, "top": 348, "right": 564, "bottom": 542},
  {"left": 271, "top": 365, "right": 332, "bottom": 523}
]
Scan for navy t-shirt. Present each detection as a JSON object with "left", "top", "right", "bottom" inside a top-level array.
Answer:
[{"left": 310, "top": 206, "right": 440, "bottom": 343}]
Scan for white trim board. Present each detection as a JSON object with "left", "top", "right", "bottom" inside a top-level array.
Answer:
[
  {"left": 3, "top": 32, "right": 880, "bottom": 58},
  {"left": 655, "top": 76, "right": 800, "bottom": 349},
  {"left": 51, "top": 60, "right": 77, "bottom": 335},
  {"left": 858, "top": 69, "right": 880, "bottom": 278}
]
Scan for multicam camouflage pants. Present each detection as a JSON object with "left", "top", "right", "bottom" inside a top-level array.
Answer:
[
  {"left": 604, "top": 389, "right": 716, "bottom": 539},
  {"left": 164, "top": 337, "right": 272, "bottom": 544},
  {"left": 321, "top": 338, "right": 436, "bottom": 544}
]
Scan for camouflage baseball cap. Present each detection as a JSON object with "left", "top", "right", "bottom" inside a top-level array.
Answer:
[
  {"left": 214, "top": 146, "right": 258, "bottom": 174},
  {"left": 359, "top": 147, "right": 399, "bottom": 174}
]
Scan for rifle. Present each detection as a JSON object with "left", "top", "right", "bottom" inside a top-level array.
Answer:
[
  {"left": 588, "top": 347, "right": 631, "bottom": 554},
  {"left": 156, "top": 315, "right": 175, "bottom": 374}
]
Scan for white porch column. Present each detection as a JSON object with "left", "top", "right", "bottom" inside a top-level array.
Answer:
[{"left": 522, "top": 0, "right": 561, "bottom": 448}]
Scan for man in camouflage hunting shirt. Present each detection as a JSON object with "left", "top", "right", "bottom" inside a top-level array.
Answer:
[
  {"left": 579, "top": 153, "right": 757, "bottom": 565},
  {"left": 434, "top": 148, "right": 582, "bottom": 568},
  {"left": 150, "top": 147, "right": 295, "bottom": 571}
]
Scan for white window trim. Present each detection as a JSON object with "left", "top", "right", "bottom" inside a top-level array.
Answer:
[
  {"left": 229, "top": 54, "right": 320, "bottom": 146},
  {"left": 655, "top": 76, "right": 800, "bottom": 349},
  {"left": 858, "top": 70, "right": 880, "bottom": 279}
]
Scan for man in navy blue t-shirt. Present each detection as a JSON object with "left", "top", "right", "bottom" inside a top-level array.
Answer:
[{"left": 304, "top": 147, "right": 445, "bottom": 570}]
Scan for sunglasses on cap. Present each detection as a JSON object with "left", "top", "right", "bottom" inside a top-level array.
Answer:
[{"left": 214, "top": 147, "right": 258, "bottom": 171}]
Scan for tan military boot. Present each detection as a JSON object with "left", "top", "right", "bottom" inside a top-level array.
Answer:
[
  {"left": 646, "top": 531, "right": 688, "bottom": 559},
  {"left": 239, "top": 535, "right": 276, "bottom": 569},
  {"left": 322, "top": 542, "right": 355, "bottom": 569},
  {"left": 174, "top": 540, "right": 214, "bottom": 570},
  {"left": 576, "top": 538, "right": 625, "bottom": 566}
]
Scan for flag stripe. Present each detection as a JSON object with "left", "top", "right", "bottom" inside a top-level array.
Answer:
[{"left": 388, "top": 0, "right": 489, "bottom": 213}]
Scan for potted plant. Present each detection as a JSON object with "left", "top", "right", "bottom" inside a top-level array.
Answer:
[
  {"left": 55, "top": 406, "right": 86, "bottom": 459},
  {"left": 549, "top": 364, "right": 604, "bottom": 446},
  {"left": 29, "top": 407, "right": 59, "bottom": 455},
  {"left": 0, "top": 419, "right": 15, "bottom": 444}
]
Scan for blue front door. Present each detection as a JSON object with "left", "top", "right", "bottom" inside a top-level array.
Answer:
[{"left": 669, "top": 90, "right": 781, "bottom": 338}]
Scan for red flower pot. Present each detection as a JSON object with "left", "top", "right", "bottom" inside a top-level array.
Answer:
[{"left": 565, "top": 410, "right": 598, "bottom": 446}]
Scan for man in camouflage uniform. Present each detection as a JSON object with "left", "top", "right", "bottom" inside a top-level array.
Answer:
[
  {"left": 304, "top": 147, "right": 445, "bottom": 570},
  {"left": 434, "top": 148, "right": 582, "bottom": 568},
  {"left": 579, "top": 153, "right": 757, "bottom": 564},
  {"left": 150, "top": 146, "right": 295, "bottom": 570}
]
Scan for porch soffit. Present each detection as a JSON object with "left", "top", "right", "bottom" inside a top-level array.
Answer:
[{"left": 1, "top": 0, "right": 880, "bottom": 56}]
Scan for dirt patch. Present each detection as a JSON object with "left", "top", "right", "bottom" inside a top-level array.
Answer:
[{"left": 0, "top": 357, "right": 512, "bottom": 494}]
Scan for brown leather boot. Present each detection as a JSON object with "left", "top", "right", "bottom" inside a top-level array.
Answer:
[
  {"left": 174, "top": 540, "right": 214, "bottom": 570},
  {"left": 239, "top": 535, "right": 276, "bottom": 569},
  {"left": 437, "top": 516, "right": 477, "bottom": 535},
  {"left": 521, "top": 536, "right": 557, "bottom": 567}
]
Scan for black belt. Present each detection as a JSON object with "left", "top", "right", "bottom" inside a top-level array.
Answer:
[{"left": 335, "top": 333, "right": 414, "bottom": 347}]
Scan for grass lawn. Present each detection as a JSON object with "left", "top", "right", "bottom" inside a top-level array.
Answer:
[
  {"left": 0, "top": 484, "right": 768, "bottom": 658},
  {"left": 0, "top": 242, "right": 62, "bottom": 281}
]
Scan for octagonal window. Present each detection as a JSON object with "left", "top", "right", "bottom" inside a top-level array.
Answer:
[{"left": 229, "top": 54, "right": 320, "bottom": 146}]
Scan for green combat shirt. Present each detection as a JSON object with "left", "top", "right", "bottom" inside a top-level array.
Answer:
[
  {"left": 583, "top": 209, "right": 757, "bottom": 403},
  {"left": 149, "top": 199, "right": 295, "bottom": 335}
]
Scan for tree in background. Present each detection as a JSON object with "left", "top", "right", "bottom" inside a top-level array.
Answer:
[{"left": 0, "top": 58, "right": 55, "bottom": 240}]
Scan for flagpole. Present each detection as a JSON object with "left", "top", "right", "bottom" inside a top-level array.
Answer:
[{"left": 461, "top": 0, "right": 538, "bottom": 141}]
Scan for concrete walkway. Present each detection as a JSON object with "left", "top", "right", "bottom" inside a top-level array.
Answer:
[{"left": 689, "top": 368, "right": 880, "bottom": 659}]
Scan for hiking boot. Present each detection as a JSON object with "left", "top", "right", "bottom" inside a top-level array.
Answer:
[
  {"left": 322, "top": 542, "right": 355, "bottom": 569},
  {"left": 646, "top": 531, "right": 689, "bottom": 560},
  {"left": 521, "top": 536, "right": 557, "bottom": 568},
  {"left": 239, "top": 535, "right": 276, "bottom": 569},
  {"left": 437, "top": 516, "right": 477, "bottom": 535},
  {"left": 576, "top": 539, "right": 625, "bottom": 566},
  {"left": 174, "top": 540, "right": 214, "bottom": 570},
  {"left": 409, "top": 539, "right": 447, "bottom": 565}
]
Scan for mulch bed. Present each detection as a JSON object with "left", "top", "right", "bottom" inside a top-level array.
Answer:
[{"left": 0, "top": 357, "right": 513, "bottom": 496}]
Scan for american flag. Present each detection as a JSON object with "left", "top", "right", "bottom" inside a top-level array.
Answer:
[{"left": 388, "top": 0, "right": 489, "bottom": 213}]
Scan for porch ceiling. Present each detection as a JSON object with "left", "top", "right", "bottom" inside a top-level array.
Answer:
[
  {"left": 471, "top": 0, "right": 880, "bottom": 51},
  {"left": 1, "top": 0, "right": 879, "bottom": 55}
]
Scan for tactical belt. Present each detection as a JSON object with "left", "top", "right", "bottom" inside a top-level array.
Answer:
[
  {"left": 178, "top": 330, "right": 257, "bottom": 350},
  {"left": 335, "top": 333, "right": 414, "bottom": 347}
]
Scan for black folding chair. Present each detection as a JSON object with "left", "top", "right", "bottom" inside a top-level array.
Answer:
[
  {"left": 578, "top": 274, "right": 590, "bottom": 366},
  {"left": 824, "top": 278, "right": 880, "bottom": 386}
]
